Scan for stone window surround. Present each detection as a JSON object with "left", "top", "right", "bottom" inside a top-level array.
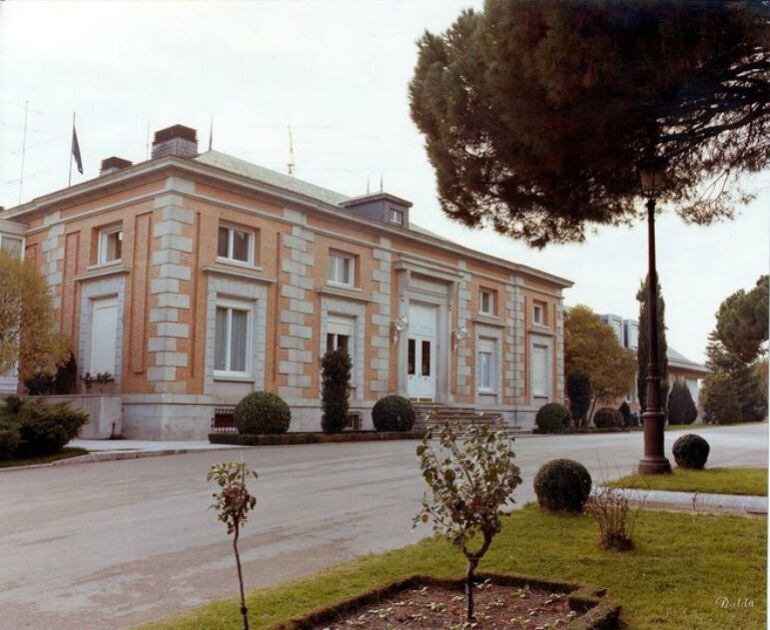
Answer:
[
  {"left": 213, "top": 297, "right": 254, "bottom": 378},
  {"left": 78, "top": 275, "right": 126, "bottom": 383},
  {"left": 204, "top": 276, "right": 267, "bottom": 395},
  {"left": 530, "top": 333, "right": 554, "bottom": 402},
  {"left": 475, "top": 324, "right": 504, "bottom": 405},
  {"left": 320, "top": 296, "right": 366, "bottom": 401}
]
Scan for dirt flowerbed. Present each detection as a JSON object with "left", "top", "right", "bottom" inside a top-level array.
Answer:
[{"left": 321, "top": 581, "right": 574, "bottom": 628}]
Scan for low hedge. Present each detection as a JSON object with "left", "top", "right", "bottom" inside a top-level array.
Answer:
[
  {"left": 209, "top": 430, "right": 426, "bottom": 446},
  {"left": 0, "top": 395, "right": 88, "bottom": 459}
]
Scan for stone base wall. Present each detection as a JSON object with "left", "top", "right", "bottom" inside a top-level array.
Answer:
[{"left": 31, "top": 394, "right": 123, "bottom": 440}]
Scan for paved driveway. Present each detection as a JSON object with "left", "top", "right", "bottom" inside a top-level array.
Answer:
[{"left": 0, "top": 423, "right": 766, "bottom": 629}]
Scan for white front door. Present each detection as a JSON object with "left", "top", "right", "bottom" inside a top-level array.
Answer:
[
  {"left": 407, "top": 303, "right": 437, "bottom": 400},
  {"left": 90, "top": 296, "right": 118, "bottom": 375}
]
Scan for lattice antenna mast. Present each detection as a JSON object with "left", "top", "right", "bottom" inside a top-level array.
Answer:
[{"left": 18, "top": 100, "right": 28, "bottom": 205}]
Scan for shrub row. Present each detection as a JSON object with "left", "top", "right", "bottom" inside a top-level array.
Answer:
[
  {"left": 0, "top": 395, "right": 88, "bottom": 459},
  {"left": 535, "top": 402, "right": 633, "bottom": 433},
  {"left": 231, "top": 391, "right": 417, "bottom": 436},
  {"left": 210, "top": 430, "right": 426, "bottom": 446}
]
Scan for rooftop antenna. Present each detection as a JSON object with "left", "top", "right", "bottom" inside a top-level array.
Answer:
[
  {"left": 208, "top": 114, "right": 214, "bottom": 151},
  {"left": 18, "top": 99, "right": 28, "bottom": 205},
  {"left": 379, "top": 173, "right": 383, "bottom": 192},
  {"left": 145, "top": 120, "right": 150, "bottom": 160},
  {"left": 366, "top": 176, "right": 370, "bottom": 195},
  {"left": 287, "top": 125, "right": 295, "bottom": 177}
]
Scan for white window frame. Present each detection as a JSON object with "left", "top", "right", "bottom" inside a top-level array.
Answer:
[
  {"left": 477, "top": 337, "right": 497, "bottom": 393},
  {"left": 329, "top": 252, "right": 355, "bottom": 287},
  {"left": 479, "top": 289, "right": 495, "bottom": 316},
  {"left": 0, "top": 234, "right": 24, "bottom": 260},
  {"left": 213, "top": 298, "right": 253, "bottom": 378},
  {"left": 217, "top": 223, "right": 255, "bottom": 265},
  {"left": 97, "top": 225, "right": 123, "bottom": 266},
  {"left": 389, "top": 208, "right": 404, "bottom": 225}
]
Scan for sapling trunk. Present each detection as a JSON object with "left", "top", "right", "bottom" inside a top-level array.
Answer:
[
  {"left": 233, "top": 522, "right": 249, "bottom": 630},
  {"left": 465, "top": 556, "right": 479, "bottom": 621}
]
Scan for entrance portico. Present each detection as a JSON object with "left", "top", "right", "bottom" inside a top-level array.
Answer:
[{"left": 395, "top": 257, "right": 460, "bottom": 404}]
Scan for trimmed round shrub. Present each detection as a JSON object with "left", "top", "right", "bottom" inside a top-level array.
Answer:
[
  {"left": 372, "top": 395, "right": 415, "bottom": 432},
  {"left": 234, "top": 391, "right": 291, "bottom": 435},
  {"left": 593, "top": 407, "right": 623, "bottom": 429},
  {"left": 672, "top": 434, "right": 710, "bottom": 469},
  {"left": 535, "top": 403, "right": 571, "bottom": 433},
  {"left": 534, "top": 459, "right": 592, "bottom": 513}
]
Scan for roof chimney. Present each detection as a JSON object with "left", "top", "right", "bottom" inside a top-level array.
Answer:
[
  {"left": 151, "top": 124, "right": 198, "bottom": 159},
  {"left": 100, "top": 156, "right": 133, "bottom": 175}
]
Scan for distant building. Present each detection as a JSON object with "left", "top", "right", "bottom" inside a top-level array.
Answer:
[{"left": 599, "top": 313, "right": 709, "bottom": 409}]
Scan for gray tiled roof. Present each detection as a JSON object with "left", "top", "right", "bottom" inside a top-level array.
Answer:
[
  {"left": 195, "top": 150, "right": 459, "bottom": 247},
  {"left": 195, "top": 150, "right": 351, "bottom": 206},
  {"left": 667, "top": 346, "right": 709, "bottom": 373}
]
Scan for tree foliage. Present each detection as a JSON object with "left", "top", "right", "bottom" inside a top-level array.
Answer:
[
  {"left": 668, "top": 381, "right": 698, "bottom": 425},
  {"left": 716, "top": 275, "right": 769, "bottom": 362},
  {"left": 701, "top": 371, "right": 743, "bottom": 425},
  {"left": 566, "top": 371, "right": 592, "bottom": 427},
  {"left": 415, "top": 423, "right": 522, "bottom": 621},
  {"left": 0, "top": 249, "right": 68, "bottom": 380},
  {"left": 564, "top": 305, "right": 636, "bottom": 417},
  {"left": 320, "top": 348, "right": 352, "bottom": 434},
  {"left": 409, "top": 1, "right": 770, "bottom": 247},
  {"left": 636, "top": 274, "right": 669, "bottom": 414}
]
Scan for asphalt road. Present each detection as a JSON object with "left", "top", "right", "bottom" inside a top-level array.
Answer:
[{"left": 0, "top": 423, "right": 766, "bottom": 629}]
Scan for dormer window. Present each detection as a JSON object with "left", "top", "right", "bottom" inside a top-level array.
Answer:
[
  {"left": 218, "top": 223, "right": 254, "bottom": 264},
  {"left": 480, "top": 289, "right": 496, "bottom": 316},
  {"left": 329, "top": 252, "right": 354, "bottom": 286},
  {"left": 98, "top": 226, "right": 122, "bottom": 265},
  {"left": 389, "top": 208, "right": 404, "bottom": 225}
]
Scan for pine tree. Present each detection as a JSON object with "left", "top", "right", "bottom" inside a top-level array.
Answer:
[
  {"left": 668, "top": 381, "right": 698, "bottom": 425},
  {"left": 636, "top": 274, "right": 668, "bottom": 416},
  {"left": 705, "top": 331, "right": 765, "bottom": 422}
]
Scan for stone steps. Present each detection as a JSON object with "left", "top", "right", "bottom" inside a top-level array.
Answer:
[{"left": 412, "top": 404, "right": 521, "bottom": 433}]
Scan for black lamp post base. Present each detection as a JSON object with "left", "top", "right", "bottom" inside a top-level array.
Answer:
[{"left": 638, "top": 455, "right": 672, "bottom": 475}]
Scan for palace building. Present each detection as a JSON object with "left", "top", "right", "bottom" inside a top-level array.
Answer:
[{"left": 0, "top": 124, "right": 572, "bottom": 439}]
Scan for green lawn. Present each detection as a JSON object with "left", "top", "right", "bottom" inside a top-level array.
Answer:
[
  {"left": 608, "top": 467, "right": 768, "bottom": 496},
  {"left": 142, "top": 506, "right": 766, "bottom": 630},
  {"left": 0, "top": 447, "right": 88, "bottom": 469}
]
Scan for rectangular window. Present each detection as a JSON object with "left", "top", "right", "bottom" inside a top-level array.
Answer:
[
  {"left": 217, "top": 224, "right": 254, "bottom": 264},
  {"left": 329, "top": 252, "right": 354, "bottom": 286},
  {"left": 408, "top": 338, "right": 416, "bottom": 375},
  {"left": 389, "top": 208, "right": 404, "bottom": 225},
  {"left": 533, "top": 301, "right": 546, "bottom": 325},
  {"left": 532, "top": 344, "right": 548, "bottom": 397},
  {"left": 214, "top": 301, "right": 251, "bottom": 376},
  {"left": 421, "top": 340, "right": 431, "bottom": 376},
  {"left": 480, "top": 289, "right": 495, "bottom": 316},
  {"left": 0, "top": 235, "right": 23, "bottom": 259},
  {"left": 477, "top": 338, "right": 496, "bottom": 392},
  {"left": 98, "top": 226, "right": 122, "bottom": 265},
  {"left": 90, "top": 296, "right": 118, "bottom": 375},
  {"left": 326, "top": 315, "right": 354, "bottom": 358}
]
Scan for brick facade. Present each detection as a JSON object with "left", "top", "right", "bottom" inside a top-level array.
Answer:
[{"left": 0, "top": 129, "right": 572, "bottom": 438}]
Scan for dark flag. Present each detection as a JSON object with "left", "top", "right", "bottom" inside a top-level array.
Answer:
[{"left": 71, "top": 125, "right": 83, "bottom": 174}]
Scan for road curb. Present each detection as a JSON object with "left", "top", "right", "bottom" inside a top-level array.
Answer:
[
  {"left": 0, "top": 446, "right": 248, "bottom": 473},
  {"left": 596, "top": 485, "right": 768, "bottom": 515}
]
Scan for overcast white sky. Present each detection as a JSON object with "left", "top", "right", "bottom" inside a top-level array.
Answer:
[{"left": 1, "top": 1, "right": 768, "bottom": 363}]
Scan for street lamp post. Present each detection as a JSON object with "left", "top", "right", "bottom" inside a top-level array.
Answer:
[{"left": 637, "top": 159, "right": 672, "bottom": 475}]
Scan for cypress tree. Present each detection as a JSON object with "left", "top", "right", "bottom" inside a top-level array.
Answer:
[
  {"left": 636, "top": 274, "right": 669, "bottom": 416},
  {"left": 321, "top": 348, "right": 352, "bottom": 434},
  {"left": 668, "top": 381, "right": 698, "bottom": 425}
]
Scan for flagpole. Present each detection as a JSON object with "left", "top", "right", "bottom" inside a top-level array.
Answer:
[{"left": 68, "top": 112, "right": 75, "bottom": 187}]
